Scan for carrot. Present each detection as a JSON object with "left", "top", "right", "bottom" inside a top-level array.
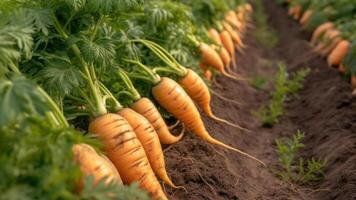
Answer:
[
  {"left": 220, "top": 31, "right": 235, "bottom": 56},
  {"left": 310, "top": 22, "right": 334, "bottom": 45},
  {"left": 200, "top": 43, "right": 244, "bottom": 80},
  {"left": 300, "top": 9, "right": 313, "bottom": 26},
  {"left": 208, "top": 28, "right": 222, "bottom": 44},
  {"left": 244, "top": 3, "right": 253, "bottom": 13},
  {"left": 327, "top": 40, "right": 350, "bottom": 66},
  {"left": 220, "top": 30, "right": 237, "bottom": 70},
  {"left": 225, "top": 10, "right": 243, "bottom": 32},
  {"left": 219, "top": 46, "right": 232, "bottom": 67},
  {"left": 152, "top": 77, "right": 265, "bottom": 166},
  {"left": 292, "top": 5, "right": 302, "bottom": 20},
  {"left": 222, "top": 21, "right": 246, "bottom": 50},
  {"left": 321, "top": 37, "right": 342, "bottom": 56},
  {"left": 204, "top": 70, "right": 212, "bottom": 81},
  {"left": 118, "top": 108, "right": 180, "bottom": 189},
  {"left": 351, "top": 75, "right": 356, "bottom": 89},
  {"left": 89, "top": 114, "right": 167, "bottom": 200},
  {"left": 179, "top": 69, "right": 248, "bottom": 131},
  {"left": 72, "top": 143, "right": 122, "bottom": 186},
  {"left": 131, "top": 97, "right": 184, "bottom": 145}
]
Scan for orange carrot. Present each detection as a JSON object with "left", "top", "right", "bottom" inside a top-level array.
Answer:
[
  {"left": 219, "top": 46, "right": 232, "bottom": 67},
  {"left": 179, "top": 69, "right": 248, "bottom": 131},
  {"left": 244, "top": 3, "right": 253, "bottom": 13},
  {"left": 225, "top": 10, "right": 243, "bottom": 31},
  {"left": 311, "top": 22, "right": 334, "bottom": 45},
  {"left": 208, "top": 28, "right": 222, "bottom": 44},
  {"left": 152, "top": 77, "right": 265, "bottom": 166},
  {"left": 293, "top": 5, "right": 302, "bottom": 20},
  {"left": 327, "top": 40, "right": 349, "bottom": 67},
  {"left": 222, "top": 21, "right": 245, "bottom": 49},
  {"left": 89, "top": 114, "right": 167, "bottom": 200},
  {"left": 220, "top": 30, "right": 238, "bottom": 71},
  {"left": 200, "top": 42, "right": 224, "bottom": 71},
  {"left": 72, "top": 143, "right": 122, "bottom": 186},
  {"left": 300, "top": 9, "right": 313, "bottom": 26},
  {"left": 118, "top": 108, "right": 179, "bottom": 189},
  {"left": 131, "top": 97, "right": 183, "bottom": 144},
  {"left": 204, "top": 70, "right": 212, "bottom": 81},
  {"left": 200, "top": 43, "right": 244, "bottom": 80}
]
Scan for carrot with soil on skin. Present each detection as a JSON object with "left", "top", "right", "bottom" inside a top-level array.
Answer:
[
  {"left": 152, "top": 77, "right": 264, "bottom": 165},
  {"left": 89, "top": 114, "right": 168, "bottom": 200},
  {"left": 327, "top": 40, "right": 350, "bottom": 66},
  {"left": 117, "top": 108, "right": 182, "bottom": 189},
  {"left": 117, "top": 70, "right": 184, "bottom": 145},
  {"left": 310, "top": 22, "right": 334, "bottom": 45},
  {"left": 179, "top": 69, "right": 249, "bottom": 131},
  {"left": 72, "top": 143, "right": 123, "bottom": 187}
]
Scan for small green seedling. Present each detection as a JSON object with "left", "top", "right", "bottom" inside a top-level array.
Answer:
[
  {"left": 254, "top": 64, "right": 310, "bottom": 126},
  {"left": 275, "top": 130, "right": 326, "bottom": 185}
]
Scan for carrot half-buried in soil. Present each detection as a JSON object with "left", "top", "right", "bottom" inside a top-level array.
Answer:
[
  {"left": 152, "top": 77, "right": 265, "bottom": 166},
  {"left": 117, "top": 70, "right": 184, "bottom": 145},
  {"left": 118, "top": 108, "right": 182, "bottom": 189},
  {"left": 89, "top": 114, "right": 168, "bottom": 200}
]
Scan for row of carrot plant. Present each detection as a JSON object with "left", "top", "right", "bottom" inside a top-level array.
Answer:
[
  {"left": 0, "top": 0, "right": 261, "bottom": 199},
  {"left": 283, "top": 0, "right": 356, "bottom": 90}
]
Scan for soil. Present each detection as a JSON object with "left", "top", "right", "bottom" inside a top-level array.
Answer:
[{"left": 163, "top": 1, "right": 356, "bottom": 200}]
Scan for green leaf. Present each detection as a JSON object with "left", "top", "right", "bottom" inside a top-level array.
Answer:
[{"left": 0, "top": 75, "right": 50, "bottom": 126}]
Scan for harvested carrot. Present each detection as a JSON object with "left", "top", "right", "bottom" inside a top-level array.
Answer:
[
  {"left": 179, "top": 69, "right": 248, "bottom": 131},
  {"left": 219, "top": 46, "right": 232, "bottom": 67},
  {"left": 220, "top": 30, "right": 237, "bottom": 70},
  {"left": 131, "top": 97, "right": 183, "bottom": 144},
  {"left": 152, "top": 77, "right": 265, "bottom": 166},
  {"left": 245, "top": 3, "right": 253, "bottom": 13},
  {"left": 327, "top": 40, "right": 350, "bottom": 66},
  {"left": 208, "top": 28, "right": 222, "bottom": 44},
  {"left": 225, "top": 10, "right": 243, "bottom": 31},
  {"left": 118, "top": 108, "right": 179, "bottom": 189},
  {"left": 200, "top": 43, "right": 244, "bottom": 80},
  {"left": 89, "top": 114, "right": 167, "bottom": 200},
  {"left": 222, "top": 21, "right": 246, "bottom": 50},
  {"left": 311, "top": 22, "right": 334, "bottom": 45},
  {"left": 72, "top": 143, "right": 122, "bottom": 186},
  {"left": 292, "top": 5, "right": 302, "bottom": 20},
  {"left": 204, "top": 70, "right": 212, "bottom": 81},
  {"left": 321, "top": 37, "right": 342, "bottom": 56},
  {"left": 300, "top": 9, "right": 313, "bottom": 26}
]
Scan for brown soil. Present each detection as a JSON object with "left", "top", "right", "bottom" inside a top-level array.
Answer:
[{"left": 163, "top": 1, "right": 356, "bottom": 200}]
